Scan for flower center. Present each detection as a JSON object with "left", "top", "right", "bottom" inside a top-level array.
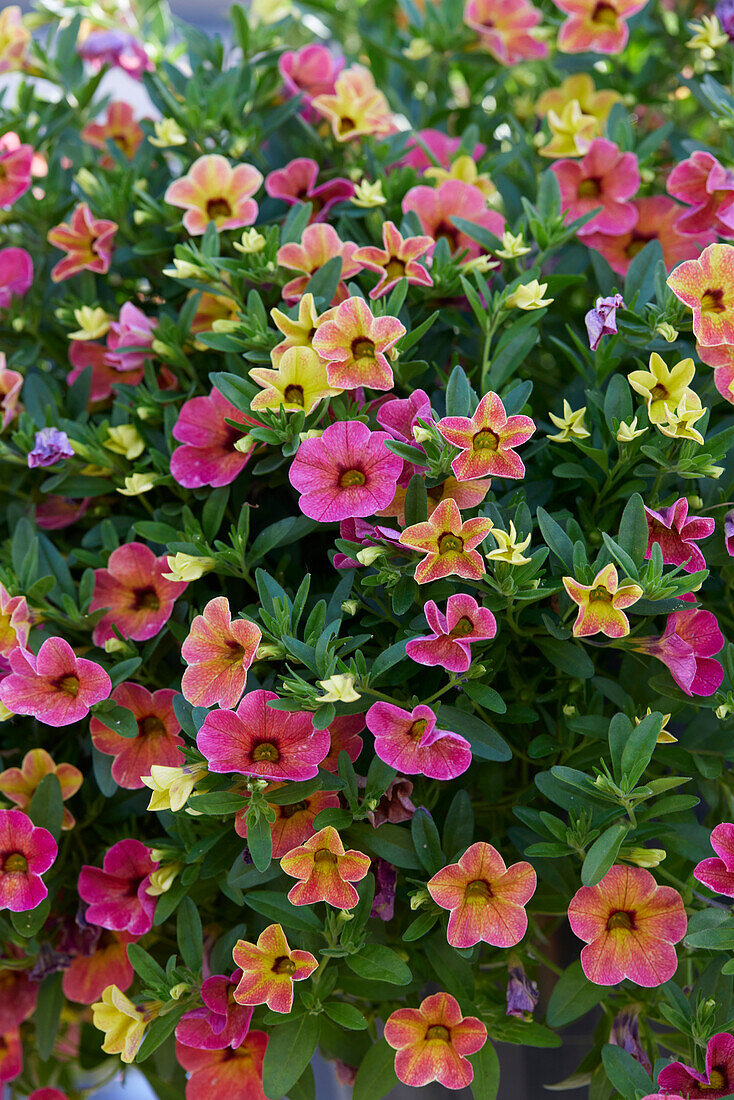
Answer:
[
  {"left": 272, "top": 955, "right": 296, "bottom": 975},
  {"left": 433, "top": 222, "right": 458, "bottom": 250},
  {"left": 56, "top": 673, "right": 80, "bottom": 697},
  {"left": 437, "top": 532, "right": 464, "bottom": 554},
  {"left": 709, "top": 1068, "right": 728, "bottom": 1089},
  {"left": 281, "top": 800, "right": 308, "bottom": 819},
  {"left": 589, "top": 585, "right": 612, "bottom": 603},
  {"left": 591, "top": 1, "right": 619, "bottom": 26},
  {"left": 626, "top": 235, "right": 652, "bottom": 259},
  {"left": 606, "top": 909, "right": 635, "bottom": 931},
  {"left": 339, "top": 468, "right": 367, "bottom": 487},
  {"left": 473, "top": 429, "right": 499, "bottom": 452},
  {"left": 408, "top": 718, "right": 428, "bottom": 740},
  {"left": 3, "top": 852, "right": 27, "bottom": 874},
  {"left": 252, "top": 742, "right": 280, "bottom": 762},
  {"left": 385, "top": 257, "right": 406, "bottom": 280},
  {"left": 425, "top": 1025, "right": 450, "bottom": 1042},
  {"left": 133, "top": 585, "right": 160, "bottom": 611},
  {"left": 351, "top": 337, "right": 376, "bottom": 361},
  {"left": 449, "top": 616, "right": 475, "bottom": 637},
  {"left": 314, "top": 848, "right": 338, "bottom": 865},
  {"left": 578, "top": 177, "right": 601, "bottom": 198},
  {"left": 225, "top": 641, "right": 246, "bottom": 664},
  {"left": 338, "top": 116, "right": 356, "bottom": 135},
  {"left": 138, "top": 715, "right": 165, "bottom": 737},
  {"left": 702, "top": 287, "right": 726, "bottom": 314},
  {"left": 465, "top": 879, "right": 493, "bottom": 900},
  {"left": 283, "top": 384, "right": 305, "bottom": 406},
  {"left": 206, "top": 197, "right": 232, "bottom": 220}
]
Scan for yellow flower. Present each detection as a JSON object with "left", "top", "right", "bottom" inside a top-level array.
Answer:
[
  {"left": 250, "top": 346, "right": 342, "bottom": 414},
  {"left": 505, "top": 279, "right": 553, "bottom": 310},
  {"left": 351, "top": 179, "right": 387, "bottom": 208},
  {"left": 146, "top": 862, "right": 183, "bottom": 896},
  {"left": 92, "top": 986, "right": 158, "bottom": 1064},
  {"left": 117, "top": 473, "right": 157, "bottom": 496},
  {"left": 539, "top": 100, "right": 597, "bottom": 158},
  {"left": 635, "top": 706, "right": 676, "bottom": 744},
  {"left": 616, "top": 416, "right": 647, "bottom": 443},
  {"left": 496, "top": 231, "right": 531, "bottom": 259},
  {"left": 462, "top": 255, "right": 500, "bottom": 275},
  {"left": 166, "top": 258, "right": 206, "bottom": 280},
  {"left": 0, "top": 701, "right": 13, "bottom": 722},
  {"left": 486, "top": 521, "right": 532, "bottom": 564},
  {"left": 424, "top": 156, "right": 497, "bottom": 201},
  {"left": 536, "top": 73, "right": 621, "bottom": 127},
  {"left": 104, "top": 425, "right": 145, "bottom": 460},
  {"left": 141, "top": 763, "right": 207, "bottom": 813},
  {"left": 403, "top": 37, "right": 432, "bottom": 60},
  {"left": 270, "top": 294, "right": 330, "bottom": 367},
  {"left": 317, "top": 673, "right": 361, "bottom": 703},
  {"left": 68, "top": 306, "right": 111, "bottom": 340},
  {"left": 656, "top": 323, "right": 679, "bottom": 343},
  {"left": 686, "top": 15, "right": 728, "bottom": 58},
  {"left": 162, "top": 553, "right": 215, "bottom": 582},
  {"left": 104, "top": 638, "right": 129, "bottom": 655},
  {"left": 233, "top": 435, "right": 256, "bottom": 455},
  {"left": 250, "top": 0, "right": 292, "bottom": 22},
  {"left": 548, "top": 399, "right": 591, "bottom": 443},
  {"left": 628, "top": 352, "right": 696, "bottom": 425},
  {"left": 657, "top": 390, "right": 707, "bottom": 445},
  {"left": 149, "top": 118, "right": 187, "bottom": 148},
  {"left": 234, "top": 228, "right": 267, "bottom": 254}
]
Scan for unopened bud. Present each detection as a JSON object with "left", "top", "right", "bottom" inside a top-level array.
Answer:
[
  {"left": 341, "top": 600, "right": 359, "bottom": 615},
  {"left": 356, "top": 546, "right": 383, "bottom": 566}
]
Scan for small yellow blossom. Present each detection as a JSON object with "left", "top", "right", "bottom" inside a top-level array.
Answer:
[
  {"left": 351, "top": 179, "right": 387, "bottom": 208},
  {"left": 624, "top": 847, "right": 667, "bottom": 869},
  {"left": 233, "top": 435, "right": 256, "bottom": 455},
  {"left": 165, "top": 258, "right": 208, "bottom": 281},
  {"left": 635, "top": 707, "right": 676, "bottom": 744},
  {"left": 356, "top": 546, "right": 384, "bottom": 566},
  {"left": 92, "top": 986, "right": 158, "bottom": 1064},
  {"left": 424, "top": 156, "right": 497, "bottom": 200},
  {"left": 505, "top": 279, "right": 553, "bottom": 311},
  {"left": 403, "top": 37, "right": 432, "bottom": 61},
  {"left": 412, "top": 425, "right": 433, "bottom": 444},
  {"left": 616, "top": 416, "right": 647, "bottom": 443},
  {"left": 169, "top": 983, "right": 190, "bottom": 1000},
  {"left": 104, "top": 425, "right": 145, "bottom": 460},
  {"left": 341, "top": 599, "right": 359, "bottom": 615},
  {"left": 462, "top": 255, "right": 500, "bottom": 275},
  {"left": 317, "top": 673, "right": 361, "bottom": 703},
  {"left": 656, "top": 323, "right": 679, "bottom": 343},
  {"left": 141, "top": 763, "right": 207, "bottom": 813},
  {"left": 162, "top": 553, "right": 215, "bottom": 582},
  {"left": 539, "top": 100, "right": 597, "bottom": 158},
  {"left": 146, "top": 863, "right": 183, "bottom": 897},
  {"left": 687, "top": 15, "right": 729, "bottom": 58},
  {"left": 117, "top": 473, "right": 157, "bottom": 496},
  {"left": 149, "top": 118, "right": 187, "bottom": 147},
  {"left": 487, "top": 521, "right": 532, "bottom": 565},
  {"left": 255, "top": 642, "right": 285, "bottom": 660},
  {"left": 628, "top": 353, "right": 696, "bottom": 424},
  {"left": 234, "top": 228, "right": 267, "bottom": 254},
  {"left": 536, "top": 74, "right": 621, "bottom": 128},
  {"left": 716, "top": 702, "right": 734, "bottom": 720},
  {"left": 548, "top": 399, "right": 591, "bottom": 443},
  {"left": 104, "top": 638, "right": 129, "bottom": 655},
  {"left": 250, "top": 346, "right": 342, "bottom": 415},
  {"left": 657, "top": 390, "right": 707, "bottom": 445},
  {"left": 496, "top": 231, "right": 531, "bottom": 259},
  {"left": 69, "top": 306, "right": 111, "bottom": 340}
]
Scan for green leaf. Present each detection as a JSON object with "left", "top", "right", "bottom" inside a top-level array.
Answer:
[
  {"left": 581, "top": 821, "right": 629, "bottom": 887},
  {"left": 545, "top": 961, "right": 604, "bottom": 1028},
  {"left": 12, "top": 898, "right": 50, "bottom": 938},
  {"left": 446, "top": 364, "right": 473, "bottom": 417},
  {"left": 286, "top": 1064, "right": 315, "bottom": 1100},
  {"left": 262, "top": 1013, "right": 320, "bottom": 1099},
  {"left": 244, "top": 890, "right": 322, "bottom": 933},
  {"left": 345, "top": 944, "right": 412, "bottom": 985},
  {"left": 536, "top": 508, "right": 574, "bottom": 571},
  {"left": 601, "top": 1044, "right": 652, "bottom": 1097},
  {"left": 92, "top": 744, "right": 117, "bottom": 797},
  {"left": 442, "top": 789, "right": 474, "bottom": 859},
  {"left": 28, "top": 773, "right": 63, "bottom": 840},
  {"left": 617, "top": 492, "right": 648, "bottom": 562},
  {"left": 439, "top": 706, "right": 511, "bottom": 762},
  {"left": 402, "top": 911, "right": 439, "bottom": 941},
  {"left": 304, "top": 254, "right": 344, "bottom": 307},
  {"left": 246, "top": 811, "right": 273, "bottom": 872},
  {"left": 249, "top": 516, "right": 318, "bottom": 565},
  {"left": 620, "top": 710, "right": 663, "bottom": 787},
  {"left": 370, "top": 639, "right": 409, "bottom": 679},
  {"left": 177, "top": 897, "right": 203, "bottom": 972},
  {"left": 202, "top": 485, "right": 229, "bottom": 540},
  {"left": 536, "top": 638, "right": 594, "bottom": 679},
  {"left": 324, "top": 1001, "right": 369, "bottom": 1029},
  {"left": 404, "top": 473, "right": 428, "bottom": 526},
  {"left": 352, "top": 1039, "right": 399, "bottom": 1100},
  {"left": 469, "top": 1039, "right": 500, "bottom": 1100},
  {"left": 187, "top": 792, "right": 249, "bottom": 814},
  {"left": 127, "top": 944, "right": 167, "bottom": 989},
  {"left": 93, "top": 702, "right": 140, "bottom": 740},
  {"left": 349, "top": 822, "right": 422, "bottom": 870},
  {"left": 411, "top": 808, "right": 444, "bottom": 874},
  {"left": 624, "top": 239, "right": 664, "bottom": 307},
  {"left": 136, "top": 1005, "right": 187, "bottom": 1062},
  {"left": 36, "top": 973, "right": 64, "bottom": 1061},
  {"left": 464, "top": 682, "right": 507, "bottom": 714}
]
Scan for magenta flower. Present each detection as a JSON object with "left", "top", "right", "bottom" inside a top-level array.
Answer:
[
  {"left": 77, "top": 30, "right": 153, "bottom": 80},
  {"left": 353, "top": 221, "right": 434, "bottom": 300},
  {"left": 638, "top": 605, "right": 724, "bottom": 696},
  {"left": 0, "top": 636, "right": 111, "bottom": 726},
  {"left": 644, "top": 497, "right": 714, "bottom": 573},
  {"left": 551, "top": 139, "right": 639, "bottom": 235},
  {"left": 265, "top": 158, "right": 354, "bottom": 223},
  {"left": 406, "top": 594, "right": 497, "bottom": 673},
  {"left": 89, "top": 542, "right": 188, "bottom": 647},
  {"left": 376, "top": 388, "right": 432, "bottom": 442},
  {"left": 667, "top": 151, "right": 734, "bottom": 237},
  {"left": 197, "top": 688, "right": 329, "bottom": 781},
  {"left": 694, "top": 823, "right": 734, "bottom": 897},
  {"left": 0, "top": 809, "right": 57, "bottom": 912},
  {"left": 27, "top": 427, "right": 74, "bottom": 468},
  {"left": 402, "top": 180, "right": 505, "bottom": 261},
  {"left": 0, "top": 139, "right": 32, "bottom": 206},
  {"left": 278, "top": 44, "right": 344, "bottom": 120},
  {"left": 658, "top": 1033, "right": 734, "bottom": 1099},
  {"left": 585, "top": 293, "right": 624, "bottom": 351},
  {"left": 401, "top": 129, "right": 485, "bottom": 171},
  {"left": 35, "top": 495, "right": 91, "bottom": 530},
  {"left": 170, "top": 387, "right": 256, "bottom": 489},
  {"left": 726, "top": 509, "right": 734, "bottom": 555},
  {"left": 106, "top": 303, "right": 156, "bottom": 372},
  {"left": 176, "top": 971, "right": 253, "bottom": 1051},
  {"left": 90, "top": 682, "right": 184, "bottom": 789},
  {"left": 0, "top": 247, "right": 33, "bottom": 309},
  {"left": 78, "top": 838, "right": 158, "bottom": 935},
  {"left": 67, "top": 340, "right": 124, "bottom": 402},
  {"left": 366, "top": 701, "right": 472, "bottom": 780},
  {"left": 288, "top": 420, "right": 403, "bottom": 523}
]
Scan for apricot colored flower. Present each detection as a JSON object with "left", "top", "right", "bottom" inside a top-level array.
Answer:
[
  {"left": 353, "top": 221, "right": 434, "bottom": 300},
  {"left": 645, "top": 497, "right": 714, "bottom": 573},
  {"left": 89, "top": 542, "right": 187, "bottom": 647},
  {"left": 48, "top": 203, "right": 117, "bottom": 283},
  {"left": 400, "top": 497, "right": 494, "bottom": 584},
  {"left": 197, "top": 688, "right": 329, "bottom": 780},
  {"left": 90, "top": 682, "right": 184, "bottom": 790},
  {"left": 699, "top": 342, "right": 734, "bottom": 404},
  {"left": 0, "top": 358, "right": 21, "bottom": 431},
  {"left": 232, "top": 924, "right": 318, "bottom": 1013},
  {"left": 695, "top": 823, "right": 734, "bottom": 897},
  {"left": 658, "top": 1033, "right": 734, "bottom": 1099},
  {"left": 0, "top": 6, "right": 29, "bottom": 72},
  {"left": 250, "top": 346, "right": 341, "bottom": 414},
  {"left": 0, "top": 138, "right": 32, "bottom": 205},
  {"left": 563, "top": 563, "right": 642, "bottom": 639},
  {"left": 628, "top": 353, "right": 696, "bottom": 424},
  {"left": 406, "top": 593, "right": 497, "bottom": 673},
  {"left": 438, "top": 391, "right": 535, "bottom": 481},
  {"left": 554, "top": 0, "right": 649, "bottom": 54},
  {"left": 63, "top": 929, "right": 136, "bottom": 1005},
  {"left": 321, "top": 713, "right": 365, "bottom": 772},
  {"left": 427, "top": 842, "right": 536, "bottom": 948},
  {"left": 235, "top": 781, "right": 339, "bottom": 856},
  {"left": 0, "top": 581, "right": 30, "bottom": 658},
  {"left": 0, "top": 247, "right": 32, "bottom": 311},
  {"left": 312, "top": 64, "right": 393, "bottom": 142},
  {"left": 403, "top": 180, "right": 505, "bottom": 261},
  {"left": 0, "top": 809, "right": 57, "bottom": 911},
  {"left": 667, "top": 151, "right": 734, "bottom": 236},
  {"left": 569, "top": 864, "right": 685, "bottom": 986},
  {"left": 312, "top": 296, "right": 405, "bottom": 391},
  {"left": 385, "top": 992, "right": 487, "bottom": 1090},
  {"left": 0, "top": 636, "right": 111, "bottom": 726},
  {"left": 171, "top": 387, "right": 256, "bottom": 489},
  {"left": 426, "top": 476, "right": 493, "bottom": 518},
  {"left": 585, "top": 196, "right": 714, "bottom": 276},
  {"left": 0, "top": 749, "right": 81, "bottom": 830},
  {"left": 176, "top": 971, "right": 253, "bottom": 1050},
  {"left": 667, "top": 243, "right": 734, "bottom": 346},
  {"left": 366, "top": 701, "right": 472, "bottom": 780},
  {"left": 92, "top": 984, "right": 156, "bottom": 1064},
  {"left": 637, "top": 605, "right": 724, "bottom": 696},
  {"left": 78, "top": 838, "right": 158, "bottom": 935},
  {"left": 551, "top": 139, "right": 639, "bottom": 235},
  {"left": 277, "top": 222, "right": 360, "bottom": 305},
  {"left": 81, "top": 101, "right": 144, "bottom": 163},
  {"left": 281, "top": 825, "right": 370, "bottom": 908},
  {"left": 463, "top": 0, "right": 547, "bottom": 63},
  {"left": 181, "top": 596, "right": 261, "bottom": 710},
  {"left": 165, "top": 154, "right": 262, "bottom": 235},
  {"left": 175, "top": 1032, "right": 268, "bottom": 1100},
  {"left": 265, "top": 157, "right": 354, "bottom": 222}
]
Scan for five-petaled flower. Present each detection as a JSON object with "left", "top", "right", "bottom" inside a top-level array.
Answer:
[
  {"left": 250, "top": 346, "right": 342, "bottom": 415},
  {"left": 400, "top": 497, "right": 494, "bottom": 584},
  {"left": 0, "top": 636, "right": 111, "bottom": 726},
  {"left": 563, "top": 563, "right": 643, "bottom": 639},
  {"left": 437, "top": 392, "right": 535, "bottom": 481},
  {"left": 164, "top": 154, "right": 263, "bottom": 235},
  {"left": 176, "top": 971, "right": 254, "bottom": 1050},
  {"left": 92, "top": 984, "right": 158, "bottom": 1064},
  {"left": 232, "top": 924, "right": 318, "bottom": 1013},
  {"left": 352, "top": 221, "right": 434, "bottom": 300},
  {"left": 366, "top": 701, "right": 472, "bottom": 780},
  {"left": 628, "top": 353, "right": 698, "bottom": 425},
  {"left": 554, "top": 0, "right": 649, "bottom": 54},
  {"left": 384, "top": 991, "right": 487, "bottom": 1090},
  {"left": 645, "top": 497, "right": 714, "bottom": 573},
  {"left": 90, "top": 682, "right": 184, "bottom": 790},
  {"left": 637, "top": 604, "right": 725, "bottom": 696},
  {"left": 170, "top": 387, "right": 257, "bottom": 490},
  {"left": 667, "top": 243, "right": 734, "bottom": 347},
  {"left": 695, "top": 823, "right": 734, "bottom": 897},
  {"left": 78, "top": 838, "right": 158, "bottom": 936},
  {"left": 312, "top": 296, "right": 405, "bottom": 391},
  {"left": 657, "top": 1032, "right": 734, "bottom": 1099},
  {"left": 0, "top": 809, "right": 57, "bottom": 912},
  {"left": 0, "top": 749, "right": 81, "bottom": 830},
  {"left": 551, "top": 138, "right": 639, "bottom": 235},
  {"left": 463, "top": 0, "right": 547, "bottom": 64},
  {"left": 47, "top": 203, "right": 117, "bottom": 283},
  {"left": 89, "top": 542, "right": 187, "bottom": 647},
  {"left": 280, "top": 825, "right": 370, "bottom": 908},
  {"left": 406, "top": 593, "right": 497, "bottom": 673},
  {"left": 181, "top": 596, "right": 262, "bottom": 711}
]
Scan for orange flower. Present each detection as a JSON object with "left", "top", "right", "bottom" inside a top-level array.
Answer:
[
  {"left": 667, "top": 243, "right": 734, "bottom": 347},
  {"left": 232, "top": 923, "right": 318, "bottom": 1013},
  {"left": 399, "top": 497, "right": 494, "bottom": 584},
  {"left": 280, "top": 825, "right": 370, "bottom": 908},
  {"left": 385, "top": 992, "right": 487, "bottom": 1090},
  {"left": 81, "top": 102, "right": 144, "bottom": 165},
  {"left": 47, "top": 203, "right": 117, "bottom": 283}
]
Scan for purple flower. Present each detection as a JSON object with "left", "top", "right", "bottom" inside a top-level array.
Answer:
[
  {"left": 370, "top": 859, "right": 396, "bottom": 921},
  {"left": 28, "top": 428, "right": 74, "bottom": 469},
  {"left": 717, "top": 0, "right": 734, "bottom": 39},
  {"left": 609, "top": 1009, "right": 652, "bottom": 1073},
  {"left": 505, "top": 965, "right": 539, "bottom": 1019},
  {"left": 585, "top": 294, "right": 625, "bottom": 351},
  {"left": 30, "top": 942, "right": 72, "bottom": 981},
  {"left": 77, "top": 30, "right": 153, "bottom": 80},
  {"left": 725, "top": 509, "right": 734, "bottom": 556}
]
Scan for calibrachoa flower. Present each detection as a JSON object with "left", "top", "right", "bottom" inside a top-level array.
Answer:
[
  {"left": 0, "top": 357, "right": 22, "bottom": 429},
  {"left": 176, "top": 972, "right": 253, "bottom": 1049},
  {"left": 47, "top": 203, "right": 117, "bottom": 282},
  {"left": 694, "top": 823, "right": 734, "bottom": 897},
  {"left": 265, "top": 157, "right": 354, "bottom": 222},
  {"left": 270, "top": 293, "right": 326, "bottom": 365},
  {"left": 667, "top": 243, "right": 734, "bottom": 346},
  {"left": 181, "top": 596, "right": 261, "bottom": 710},
  {"left": 0, "top": 6, "right": 29, "bottom": 72},
  {"left": 463, "top": 0, "right": 547, "bottom": 64},
  {"left": 288, "top": 419, "right": 403, "bottom": 522},
  {"left": 77, "top": 30, "right": 153, "bottom": 80},
  {"left": 568, "top": 864, "right": 686, "bottom": 986},
  {"left": 280, "top": 825, "right": 371, "bottom": 908},
  {"left": 539, "top": 101, "right": 597, "bottom": 158},
  {"left": 399, "top": 497, "right": 494, "bottom": 584},
  {"left": 506, "top": 965, "right": 539, "bottom": 1019},
  {"left": 27, "top": 427, "right": 74, "bottom": 468},
  {"left": 427, "top": 842, "right": 537, "bottom": 948},
  {"left": 585, "top": 196, "right": 713, "bottom": 276},
  {"left": 0, "top": 580, "right": 30, "bottom": 658},
  {"left": 0, "top": 1031, "right": 21, "bottom": 1084},
  {"left": 106, "top": 302, "right": 156, "bottom": 372},
  {"left": 366, "top": 701, "right": 472, "bottom": 780},
  {"left": 698, "top": 341, "right": 734, "bottom": 404},
  {"left": 547, "top": 400, "right": 591, "bottom": 442},
  {"left": 92, "top": 984, "right": 156, "bottom": 1064},
  {"left": 0, "top": 809, "right": 57, "bottom": 912},
  {"left": 78, "top": 838, "right": 158, "bottom": 936},
  {"left": 402, "top": 180, "right": 505, "bottom": 261},
  {"left": 171, "top": 387, "right": 256, "bottom": 489},
  {"left": 0, "top": 138, "right": 32, "bottom": 205},
  {"left": 0, "top": 749, "right": 81, "bottom": 830},
  {"left": 585, "top": 293, "right": 625, "bottom": 350},
  {"left": 164, "top": 154, "right": 263, "bottom": 235},
  {"left": 609, "top": 1009, "right": 651, "bottom": 1074},
  {"left": 0, "top": 637, "right": 111, "bottom": 726},
  {"left": 278, "top": 43, "right": 344, "bottom": 118},
  {"left": 232, "top": 924, "right": 318, "bottom": 1013},
  {"left": 80, "top": 101, "right": 144, "bottom": 162},
  {"left": 235, "top": 782, "right": 340, "bottom": 856},
  {"left": 536, "top": 73, "right": 623, "bottom": 124},
  {"left": 0, "top": 968, "right": 37, "bottom": 1032},
  {"left": 406, "top": 593, "right": 497, "bottom": 673},
  {"left": 175, "top": 1033, "right": 269, "bottom": 1100},
  {"left": 250, "top": 346, "right": 342, "bottom": 414},
  {"left": 90, "top": 682, "right": 184, "bottom": 789},
  {"left": 645, "top": 497, "right": 714, "bottom": 572},
  {"left": 89, "top": 542, "right": 188, "bottom": 647},
  {"left": 550, "top": 139, "right": 640, "bottom": 235},
  {"left": 142, "top": 762, "right": 207, "bottom": 812},
  {"left": 0, "top": 246, "right": 32, "bottom": 309},
  {"left": 563, "top": 563, "right": 643, "bottom": 638},
  {"left": 384, "top": 991, "right": 487, "bottom": 1090},
  {"left": 437, "top": 392, "right": 536, "bottom": 481},
  {"left": 312, "top": 64, "right": 393, "bottom": 142},
  {"left": 554, "top": 0, "right": 649, "bottom": 54},
  {"left": 277, "top": 223, "right": 360, "bottom": 304},
  {"left": 628, "top": 353, "right": 696, "bottom": 425},
  {"left": 197, "top": 688, "right": 329, "bottom": 780},
  {"left": 667, "top": 151, "right": 734, "bottom": 236},
  {"left": 638, "top": 605, "right": 725, "bottom": 696},
  {"left": 63, "top": 930, "right": 136, "bottom": 1005},
  {"left": 352, "top": 221, "right": 434, "bottom": 299},
  {"left": 321, "top": 713, "right": 365, "bottom": 772},
  {"left": 657, "top": 1033, "right": 734, "bottom": 1098},
  {"left": 312, "top": 296, "right": 405, "bottom": 391},
  {"left": 402, "top": 129, "right": 485, "bottom": 172}
]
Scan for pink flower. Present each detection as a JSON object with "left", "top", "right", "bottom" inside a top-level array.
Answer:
[
  {"left": 176, "top": 972, "right": 253, "bottom": 1051},
  {"left": 182, "top": 597, "right": 261, "bottom": 710},
  {"left": 401, "top": 130, "right": 485, "bottom": 172},
  {"left": 35, "top": 495, "right": 91, "bottom": 530},
  {"left": 78, "top": 838, "right": 158, "bottom": 935},
  {"left": 78, "top": 30, "right": 153, "bottom": 80},
  {"left": 353, "top": 221, "right": 434, "bottom": 299},
  {"left": 0, "top": 809, "right": 57, "bottom": 912},
  {"left": 289, "top": 419, "right": 403, "bottom": 522},
  {"left": 0, "top": 355, "right": 22, "bottom": 429},
  {"left": 0, "top": 247, "right": 32, "bottom": 309},
  {"left": 63, "top": 929, "right": 136, "bottom": 1004},
  {"left": 234, "top": 782, "right": 340, "bottom": 858},
  {"left": 0, "top": 139, "right": 32, "bottom": 205},
  {"left": 726, "top": 508, "right": 734, "bottom": 555},
  {"left": 644, "top": 497, "right": 714, "bottom": 573},
  {"left": 265, "top": 158, "right": 354, "bottom": 222},
  {"left": 164, "top": 154, "right": 263, "bottom": 235},
  {"left": 106, "top": 303, "right": 156, "bottom": 372},
  {"left": 0, "top": 967, "right": 37, "bottom": 1032},
  {"left": 667, "top": 151, "right": 734, "bottom": 236},
  {"left": 551, "top": 139, "right": 639, "bottom": 235},
  {"left": 584, "top": 195, "right": 714, "bottom": 276},
  {"left": 463, "top": 0, "right": 548, "bottom": 64},
  {"left": 695, "top": 823, "right": 734, "bottom": 897},
  {"left": 197, "top": 688, "right": 329, "bottom": 781},
  {"left": 67, "top": 340, "right": 124, "bottom": 402},
  {"left": 437, "top": 391, "right": 535, "bottom": 480},
  {"left": 402, "top": 180, "right": 505, "bottom": 261},
  {"left": 90, "top": 682, "right": 184, "bottom": 789},
  {"left": 175, "top": 1032, "right": 268, "bottom": 1100},
  {"left": 170, "top": 387, "right": 256, "bottom": 489},
  {"left": 278, "top": 44, "right": 344, "bottom": 119},
  {"left": 406, "top": 593, "right": 497, "bottom": 673},
  {"left": 384, "top": 992, "right": 487, "bottom": 1090},
  {"left": 89, "top": 542, "right": 187, "bottom": 647},
  {"left": 637, "top": 605, "right": 724, "bottom": 696},
  {"left": 312, "top": 296, "right": 405, "bottom": 391},
  {"left": 30, "top": 1091, "right": 70, "bottom": 1100},
  {"left": 321, "top": 713, "right": 365, "bottom": 772},
  {"left": 657, "top": 1033, "right": 734, "bottom": 1098},
  {"left": 277, "top": 223, "right": 360, "bottom": 304},
  {"left": 699, "top": 342, "right": 734, "bottom": 405},
  {"left": 366, "top": 701, "right": 472, "bottom": 780},
  {"left": 585, "top": 293, "right": 624, "bottom": 350},
  {"left": 0, "top": 637, "right": 111, "bottom": 726},
  {"left": 47, "top": 202, "right": 117, "bottom": 283},
  {"left": 554, "top": 0, "right": 649, "bottom": 54},
  {"left": 0, "top": 1031, "right": 21, "bottom": 1084}
]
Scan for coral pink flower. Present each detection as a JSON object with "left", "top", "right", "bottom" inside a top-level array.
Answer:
[
  {"left": 234, "top": 782, "right": 340, "bottom": 857},
  {"left": 35, "top": 495, "right": 91, "bottom": 530},
  {"left": 277, "top": 223, "right": 360, "bottom": 304},
  {"left": 695, "top": 823, "right": 734, "bottom": 897},
  {"left": 0, "top": 968, "right": 37, "bottom": 1032},
  {"left": 67, "top": 340, "right": 124, "bottom": 402},
  {"left": 181, "top": 597, "right": 261, "bottom": 710},
  {"left": 63, "top": 929, "right": 136, "bottom": 1004},
  {"left": 366, "top": 701, "right": 472, "bottom": 780},
  {"left": 644, "top": 497, "right": 714, "bottom": 573},
  {"left": 0, "top": 247, "right": 32, "bottom": 309},
  {"left": 106, "top": 303, "right": 156, "bottom": 372},
  {"left": 78, "top": 838, "right": 158, "bottom": 935},
  {"left": 667, "top": 243, "right": 734, "bottom": 346},
  {"left": 554, "top": 0, "right": 648, "bottom": 53},
  {"left": 568, "top": 864, "right": 686, "bottom": 986},
  {"left": 175, "top": 1032, "right": 268, "bottom": 1100},
  {"left": 278, "top": 43, "right": 344, "bottom": 118},
  {"left": 176, "top": 971, "right": 253, "bottom": 1050},
  {"left": 463, "top": 0, "right": 548, "bottom": 63},
  {"left": 399, "top": 497, "right": 494, "bottom": 584},
  {"left": 280, "top": 825, "right": 370, "bottom": 908},
  {"left": 90, "top": 682, "right": 184, "bottom": 789},
  {"left": 353, "top": 221, "right": 434, "bottom": 299},
  {"left": 438, "top": 391, "right": 535, "bottom": 481},
  {"left": 312, "top": 297, "right": 405, "bottom": 391},
  {"left": 0, "top": 637, "right": 111, "bottom": 726},
  {"left": 80, "top": 101, "right": 144, "bottom": 163},
  {"left": 197, "top": 688, "right": 329, "bottom": 781},
  {"left": 321, "top": 713, "right": 365, "bottom": 772},
  {"left": 0, "top": 6, "right": 29, "bottom": 73},
  {"left": 698, "top": 341, "right": 734, "bottom": 404},
  {"left": 657, "top": 1033, "right": 734, "bottom": 1098},
  {"left": 385, "top": 992, "right": 487, "bottom": 1090},
  {"left": 89, "top": 542, "right": 187, "bottom": 647},
  {"left": 585, "top": 196, "right": 714, "bottom": 276},
  {"left": 0, "top": 132, "right": 46, "bottom": 179},
  {"left": 0, "top": 580, "right": 31, "bottom": 658},
  {"left": 406, "top": 593, "right": 497, "bottom": 673},
  {"left": 232, "top": 924, "right": 318, "bottom": 1013},
  {"left": 667, "top": 151, "right": 734, "bottom": 236},
  {"left": 638, "top": 605, "right": 724, "bottom": 696},
  {"left": 551, "top": 139, "right": 639, "bottom": 235},
  {"left": 265, "top": 158, "right": 354, "bottom": 222},
  {"left": 0, "top": 1031, "right": 22, "bottom": 1084},
  {"left": 164, "top": 154, "right": 263, "bottom": 235},
  {"left": 288, "top": 419, "right": 403, "bottom": 522},
  {"left": 48, "top": 202, "right": 117, "bottom": 282},
  {"left": 0, "top": 139, "right": 32, "bottom": 205},
  {"left": 427, "top": 842, "right": 536, "bottom": 949},
  {"left": 0, "top": 809, "right": 57, "bottom": 912},
  {"left": 0, "top": 357, "right": 22, "bottom": 429},
  {"left": 171, "top": 387, "right": 256, "bottom": 489},
  {"left": 402, "top": 180, "right": 505, "bottom": 261},
  {"left": 0, "top": 749, "right": 82, "bottom": 830}
]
